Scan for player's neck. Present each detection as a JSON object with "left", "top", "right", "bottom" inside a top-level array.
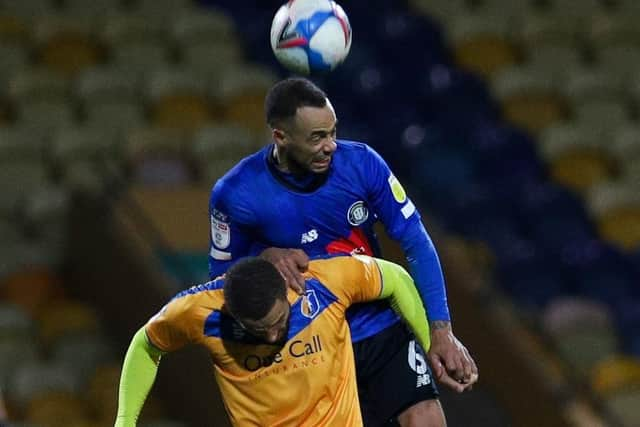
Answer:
[{"left": 273, "top": 145, "right": 305, "bottom": 175}]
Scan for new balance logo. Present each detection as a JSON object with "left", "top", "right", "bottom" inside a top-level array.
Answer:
[
  {"left": 416, "top": 374, "right": 431, "bottom": 388},
  {"left": 301, "top": 229, "right": 318, "bottom": 244}
]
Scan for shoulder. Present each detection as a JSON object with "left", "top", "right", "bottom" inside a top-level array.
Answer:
[
  {"left": 169, "top": 280, "right": 226, "bottom": 313},
  {"left": 334, "top": 140, "right": 385, "bottom": 169},
  {"left": 210, "top": 147, "right": 269, "bottom": 208}
]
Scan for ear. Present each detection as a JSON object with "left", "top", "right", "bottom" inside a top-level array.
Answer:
[{"left": 272, "top": 128, "right": 287, "bottom": 148}]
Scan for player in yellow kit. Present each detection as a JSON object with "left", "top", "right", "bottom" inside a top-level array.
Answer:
[{"left": 115, "top": 255, "right": 430, "bottom": 427}]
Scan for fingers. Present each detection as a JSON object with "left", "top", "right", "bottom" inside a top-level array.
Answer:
[
  {"left": 437, "top": 370, "right": 466, "bottom": 393},
  {"left": 277, "top": 259, "right": 306, "bottom": 294},
  {"left": 428, "top": 353, "right": 445, "bottom": 380},
  {"left": 290, "top": 249, "right": 309, "bottom": 271}
]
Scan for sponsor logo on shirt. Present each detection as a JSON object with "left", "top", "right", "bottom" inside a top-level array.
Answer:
[
  {"left": 300, "top": 229, "right": 318, "bottom": 244},
  {"left": 347, "top": 200, "right": 369, "bottom": 226},
  {"left": 243, "top": 335, "right": 324, "bottom": 372},
  {"left": 388, "top": 174, "right": 407, "bottom": 203},
  {"left": 211, "top": 215, "right": 230, "bottom": 249}
]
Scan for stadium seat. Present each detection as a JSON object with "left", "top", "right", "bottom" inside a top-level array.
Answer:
[
  {"left": 0, "top": 127, "right": 47, "bottom": 163},
  {"left": 8, "top": 67, "right": 70, "bottom": 104},
  {"left": 76, "top": 66, "right": 141, "bottom": 104},
  {"left": 555, "top": 326, "right": 619, "bottom": 377},
  {"left": 516, "top": 13, "right": 581, "bottom": 50},
  {"left": 132, "top": 0, "right": 195, "bottom": 21},
  {"left": 546, "top": 0, "right": 604, "bottom": 21},
  {"left": 0, "top": 336, "right": 39, "bottom": 389},
  {"left": 37, "top": 299, "right": 101, "bottom": 349},
  {"left": 492, "top": 65, "right": 566, "bottom": 133},
  {"left": 539, "top": 122, "right": 614, "bottom": 193},
  {"left": 51, "top": 126, "right": 121, "bottom": 171},
  {"left": 171, "top": 9, "right": 236, "bottom": 47},
  {"left": 588, "top": 11, "right": 640, "bottom": 51},
  {"left": 147, "top": 67, "right": 213, "bottom": 131},
  {"left": 0, "top": 160, "right": 51, "bottom": 216},
  {"left": 110, "top": 41, "right": 171, "bottom": 75},
  {"left": 126, "top": 127, "right": 194, "bottom": 187},
  {"left": 34, "top": 14, "right": 104, "bottom": 76},
  {"left": 25, "top": 391, "right": 92, "bottom": 427},
  {"left": 591, "top": 356, "right": 640, "bottom": 395},
  {"left": 605, "top": 390, "right": 640, "bottom": 427},
  {"left": 100, "top": 14, "right": 166, "bottom": 46},
  {"left": 6, "top": 361, "right": 81, "bottom": 410},
  {"left": 525, "top": 44, "right": 584, "bottom": 83},
  {"left": 85, "top": 101, "right": 146, "bottom": 133},
  {"left": 217, "top": 65, "right": 278, "bottom": 135},
  {"left": 587, "top": 182, "right": 640, "bottom": 220},
  {"left": 192, "top": 124, "right": 262, "bottom": 183},
  {"left": 549, "top": 149, "right": 613, "bottom": 193},
  {"left": 450, "top": 12, "right": 517, "bottom": 78},
  {"left": 0, "top": 268, "right": 65, "bottom": 317},
  {"left": 52, "top": 333, "right": 116, "bottom": 387},
  {"left": 62, "top": 0, "right": 125, "bottom": 17},
  {"left": 596, "top": 44, "right": 640, "bottom": 85},
  {"left": 0, "top": 44, "right": 28, "bottom": 84},
  {"left": 181, "top": 42, "right": 244, "bottom": 76},
  {"left": 572, "top": 101, "right": 631, "bottom": 129},
  {"left": 87, "top": 363, "right": 121, "bottom": 423},
  {"left": 0, "top": 302, "right": 34, "bottom": 342},
  {"left": 0, "top": 0, "right": 55, "bottom": 18},
  {"left": 562, "top": 67, "right": 624, "bottom": 106},
  {"left": 543, "top": 297, "right": 614, "bottom": 338},
  {"left": 17, "top": 100, "right": 76, "bottom": 132},
  {"left": 596, "top": 206, "right": 640, "bottom": 251},
  {"left": 0, "top": 14, "right": 31, "bottom": 47}
]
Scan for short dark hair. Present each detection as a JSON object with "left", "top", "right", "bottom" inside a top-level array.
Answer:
[
  {"left": 264, "top": 77, "right": 328, "bottom": 128},
  {"left": 223, "top": 257, "right": 286, "bottom": 321}
]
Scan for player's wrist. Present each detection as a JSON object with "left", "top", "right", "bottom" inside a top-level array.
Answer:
[{"left": 429, "top": 320, "right": 452, "bottom": 334}]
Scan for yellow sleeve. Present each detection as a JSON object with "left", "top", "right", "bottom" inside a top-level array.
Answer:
[{"left": 374, "top": 258, "right": 431, "bottom": 352}]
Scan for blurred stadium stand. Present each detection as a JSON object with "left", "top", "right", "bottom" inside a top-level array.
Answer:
[{"left": 0, "top": 0, "right": 639, "bottom": 426}]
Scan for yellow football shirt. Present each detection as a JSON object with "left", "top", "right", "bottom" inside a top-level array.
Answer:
[{"left": 145, "top": 255, "right": 383, "bottom": 426}]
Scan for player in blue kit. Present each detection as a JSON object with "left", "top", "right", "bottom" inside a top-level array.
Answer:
[{"left": 208, "top": 77, "right": 478, "bottom": 426}]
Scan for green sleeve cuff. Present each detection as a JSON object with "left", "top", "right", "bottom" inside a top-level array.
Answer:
[
  {"left": 375, "top": 258, "right": 431, "bottom": 352},
  {"left": 115, "top": 327, "right": 164, "bottom": 427}
]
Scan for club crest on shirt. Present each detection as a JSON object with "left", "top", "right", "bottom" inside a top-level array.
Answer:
[
  {"left": 301, "top": 290, "right": 320, "bottom": 319},
  {"left": 211, "top": 214, "right": 230, "bottom": 249},
  {"left": 347, "top": 200, "right": 369, "bottom": 226}
]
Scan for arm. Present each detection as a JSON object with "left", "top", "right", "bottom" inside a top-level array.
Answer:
[
  {"left": 362, "top": 146, "right": 449, "bottom": 322},
  {"left": 363, "top": 147, "right": 477, "bottom": 391},
  {"left": 208, "top": 181, "right": 256, "bottom": 279},
  {"left": 115, "top": 328, "right": 164, "bottom": 427},
  {"left": 375, "top": 257, "right": 430, "bottom": 352}
]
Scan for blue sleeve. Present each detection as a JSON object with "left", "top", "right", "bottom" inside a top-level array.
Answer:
[
  {"left": 363, "top": 146, "right": 451, "bottom": 321},
  {"left": 208, "top": 180, "right": 258, "bottom": 279}
]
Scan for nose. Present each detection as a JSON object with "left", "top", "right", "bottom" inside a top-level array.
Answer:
[
  {"left": 323, "top": 138, "right": 337, "bottom": 155},
  {"left": 265, "top": 328, "right": 281, "bottom": 343}
]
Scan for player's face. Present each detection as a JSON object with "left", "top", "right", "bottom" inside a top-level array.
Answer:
[
  {"left": 276, "top": 100, "right": 338, "bottom": 174},
  {"left": 240, "top": 298, "right": 291, "bottom": 344}
]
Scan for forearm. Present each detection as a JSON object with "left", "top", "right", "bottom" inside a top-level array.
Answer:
[
  {"left": 375, "top": 258, "right": 430, "bottom": 352},
  {"left": 115, "top": 327, "right": 164, "bottom": 427},
  {"left": 400, "top": 222, "right": 450, "bottom": 321}
]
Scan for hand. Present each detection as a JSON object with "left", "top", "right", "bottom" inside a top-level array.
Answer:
[
  {"left": 260, "top": 247, "right": 309, "bottom": 294},
  {"left": 427, "top": 321, "right": 478, "bottom": 393}
]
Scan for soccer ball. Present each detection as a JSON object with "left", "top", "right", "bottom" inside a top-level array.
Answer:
[{"left": 270, "top": 0, "right": 352, "bottom": 75}]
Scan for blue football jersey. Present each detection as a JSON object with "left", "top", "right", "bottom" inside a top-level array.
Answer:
[{"left": 208, "top": 140, "right": 446, "bottom": 341}]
